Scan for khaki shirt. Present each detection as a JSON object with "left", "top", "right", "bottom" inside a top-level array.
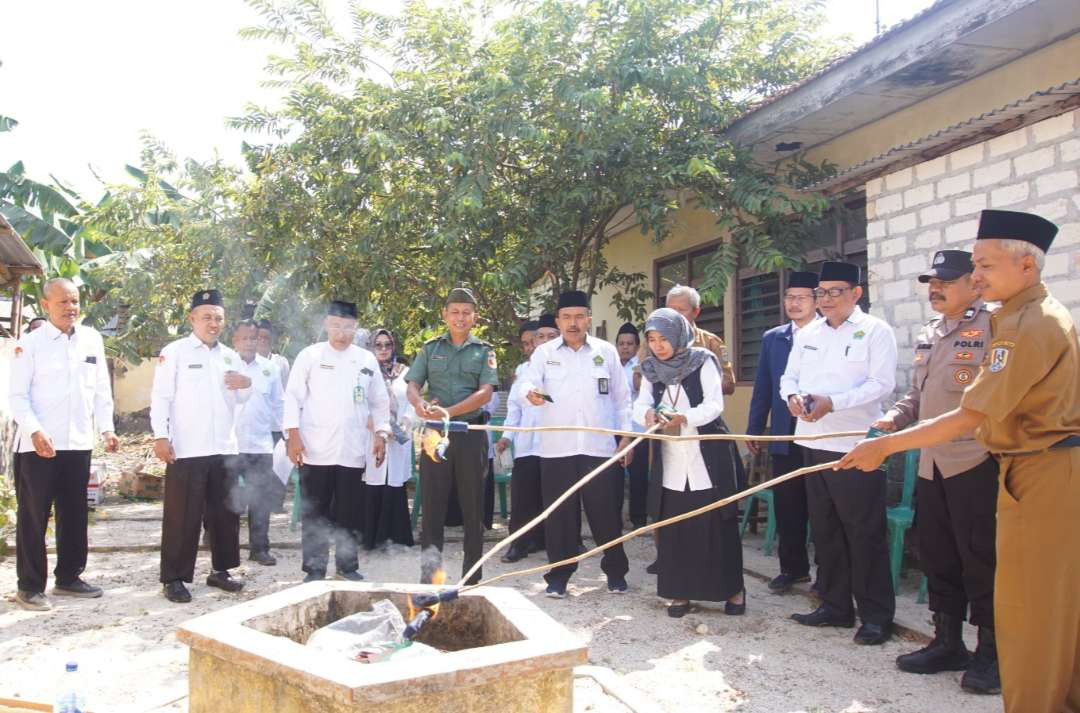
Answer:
[
  {"left": 961, "top": 282, "right": 1080, "bottom": 453},
  {"left": 405, "top": 333, "right": 499, "bottom": 420},
  {"left": 885, "top": 300, "right": 992, "bottom": 479},
  {"left": 692, "top": 327, "right": 736, "bottom": 392}
]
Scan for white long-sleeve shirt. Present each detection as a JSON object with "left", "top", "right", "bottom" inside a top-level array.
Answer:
[
  {"left": 364, "top": 369, "right": 414, "bottom": 487},
  {"left": 234, "top": 354, "right": 284, "bottom": 454},
  {"left": 283, "top": 342, "right": 391, "bottom": 468},
  {"left": 10, "top": 321, "right": 115, "bottom": 452},
  {"left": 633, "top": 359, "right": 724, "bottom": 491},
  {"left": 504, "top": 361, "right": 540, "bottom": 458},
  {"left": 779, "top": 306, "right": 897, "bottom": 452},
  {"left": 518, "top": 336, "right": 632, "bottom": 459},
  {"left": 621, "top": 355, "right": 645, "bottom": 434},
  {"left": 150, "top": 335, "right": 252, "bottom": 459}
]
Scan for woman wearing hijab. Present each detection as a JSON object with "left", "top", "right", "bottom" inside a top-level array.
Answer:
[
  {"left": 634, "top": 308, "right": 745, "bottom": 618},
  {"left": 362, "top": 329, "right": 415, "bottom": 549}
]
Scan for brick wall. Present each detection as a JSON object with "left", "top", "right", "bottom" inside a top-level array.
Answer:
[{"left": 864, "top": 108, "right": 1080, "bottom": 391}]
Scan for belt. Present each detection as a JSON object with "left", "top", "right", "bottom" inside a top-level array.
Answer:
[{"left": 994, "top": 434, "right": 1080, "bottom": 459}]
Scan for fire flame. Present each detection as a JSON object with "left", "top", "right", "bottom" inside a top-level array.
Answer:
[
  {"left": 417, "top": 427, "right": 449, "bottom": 462},
  {"left": 408, "top": 568, "right": 447, "bottom": 621}
]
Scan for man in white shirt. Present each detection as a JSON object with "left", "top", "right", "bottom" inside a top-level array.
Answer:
[
  {"left": 496, "top": 319, "right": 541, "bottom": 563},
  {"left": 285, "top": 300, "right": 391, "bottom": 583},
  {"left": 779, "top": 262, "right": 897, "bottom": 645},
  {"left": 10, "top": 278, "right": 118, "bottom": 611},
  {"left": 615, "top": 321, "right": 648, "bottom": 529},
  {"left": 151, "top": 289, "right": 253, "bottom": 603},
  {"left": 229, "top": 319, "right": 285, "bottom": 566},
  {"left": 256, "top": 319, "right": 291, "bottom": 397},
  {"left": 521, "top": 291, "right": 635, "bottom": 598}
]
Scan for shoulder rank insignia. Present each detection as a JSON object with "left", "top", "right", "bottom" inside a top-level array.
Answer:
[
  {"left": 959, "top": 329, "right": 983, "bottom": 339},
  {"left": 593, "top": 354, "right": 604, "bottom": 366},
  {"left": 989, "top": 347, "right": 1010, "bottom": 373},
  {"left": 964, "top": 307, "right": 976, "bottom": 319}
]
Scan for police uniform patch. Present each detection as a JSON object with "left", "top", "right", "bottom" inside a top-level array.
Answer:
[
  {"left": 989, "top": 347, "right": 1010, "bottom": 373},
  {"left": 593, "top": 354, "right": 604, "bottom": 366},
  {"left": 954, "top": 351, "right": 974, "bottom": 361},
  {"left": 959, "top": 329, "right": 983, "bottom": 338},
  {"left": 933, "top": 253, "right": 946, "bottom": 265},
  {"left": 913, "top": 353, "right": 925, "bottom": 363},
  {"left": 954, "top": 367, "right": 974, "bottom": 385},
  {"left": 487, "top": 350, "right": 497, "bottom": 369}
]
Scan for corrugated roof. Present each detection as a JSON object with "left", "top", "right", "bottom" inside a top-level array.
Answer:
[
  {"left": 805, "top": 78, "right": 1080, "bottom": 193},
  {"left": 0, "top": 212, "right": 45, "bottom": 284}
]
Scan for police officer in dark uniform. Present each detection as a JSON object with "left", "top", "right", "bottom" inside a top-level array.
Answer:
[
  {"left": 874, "top": 250, "right": 999, "bottom": 693},
  {"left": 406, "top": 287, "right": 500, "bottom": 584}
]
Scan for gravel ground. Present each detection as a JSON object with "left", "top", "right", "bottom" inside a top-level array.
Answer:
[{"left": 0, "top": 447, "right": 1003, "bottom": 713}]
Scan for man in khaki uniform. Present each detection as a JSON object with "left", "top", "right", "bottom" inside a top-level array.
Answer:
[
  {"left": 874, "top": 249, "right": 999, "bottom": 693},
  {"left": 661, "top": 284, "right": 736, "bottom": 395},
  {"left": 842, "top": 209, "right": 1080, "bottom": 713}
]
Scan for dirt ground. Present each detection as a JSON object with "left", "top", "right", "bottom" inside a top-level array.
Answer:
[{"left": 0, "top": 445, "right": 1003, "bottom": 713}]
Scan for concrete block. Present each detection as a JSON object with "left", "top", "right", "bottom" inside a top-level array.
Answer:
[
  {"left": 990, "top": 182, "right": 1030, "bottom": 206},
  {"left": 865, "top": 177, "right": 884, "bottom": 198},
  {"left": 1036, "top": 170, "right": 1079, "bottom": 197},
  {"left": 914, "top": 229, "right": 942, "bottom": 249},
  {"left": 1031, "top": 112, "right": 1075, "bottom": 144},
  {"left": 937, "top": 173, "right": 971, "bottom": 198},
  {"left": 915, "top": 156, "right": 948, "bottom": 181},
  {"left": 894, "top": 301, "right": 923, "bottom": 323},
  {"left": 949, "top": 143, "right": 985, "bottom": 170},
  {"left": 885, "top": 167, "right": 914, "bottom": 191},
  {"left": 867, "top": 220, "right": 887, "bottom": 240},
  {"left": 919, "top": 202, "right": 951, "bottom": 226},
  {"left": 1013, "top": 146, "right": 1056, "bottom": 177},
  {"left": 882, "top": 279, "right": 912, "bottom": 301},
  {"left": 872, "top": 260, "right": 895, "bottom": 281},
  {"left": 1054, "top": 223, "right": 1080, "bottom": 248},
  {"left": 1047, "top": 276, "right": 1080, "bottom": 305},
  {"left": 945, "top": 219, "right": 979, "bottom": 245},
  {"left": 875, "top": 192, "right": 904, "bottom": 216},
  {"left": 898, "top": 255, "right": 928, "bottom": 277},
  {"left": 904, "top": 184, "right": 934, "bottom": 208},
  {"left": 988, "top": 129, "right": 1028, "bottom": 157},
  {"left": 1044, "top": 252, "right": 1071, "bottom": 278},
  {"left": 867, "top": 241, "right": 878, "bottom": 259},
  {"left": 1032, "top": 198, "right": 1070, "bottom": 221},
  {"left": 888, "top": 213, "right": 917, "bottom": 234},
  {"left": 880, "top": 236, "right": 908, "bottom": 258},
  {"left": 1061, "top": 139, "right": 1080, "bottom": 165},
  {"left": 972, "top": 160, "right": 1011, "bottom": 188},
  {"left": 953, "top": 193, "right": 987, "bottom": 217}
]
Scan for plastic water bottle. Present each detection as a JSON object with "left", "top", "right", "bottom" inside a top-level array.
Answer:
[{"left": 54, "top": 661, "right": 86, "bottom": 713}]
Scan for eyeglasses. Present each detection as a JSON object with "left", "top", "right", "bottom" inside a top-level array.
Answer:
[
  {"left": 813, "top": 287, "right": 853, "bottom": 298},
  {"left": 373, "top": 341, "right": 394, "bottom": 349},
  {"left": 784, "top": 294, "right": 814, "bottom": 304}
]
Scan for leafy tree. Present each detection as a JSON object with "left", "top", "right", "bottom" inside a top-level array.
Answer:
[{"left": 235, "top": 0, "right": 842, "bottom": 355}]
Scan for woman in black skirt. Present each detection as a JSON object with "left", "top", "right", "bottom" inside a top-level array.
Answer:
[{"left": 634, "top": 308, "right": 745, "bottom": 618}]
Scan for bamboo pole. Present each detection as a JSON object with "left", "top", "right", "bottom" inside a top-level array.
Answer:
[{"left": 426, "top": 421, "right": 865, "bottom": 444}]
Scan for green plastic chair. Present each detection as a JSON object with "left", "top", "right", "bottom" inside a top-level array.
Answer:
[
  {"left": 489, "top": 417, "right": 510, "bottom": 521},
  {"left": 918, "top": 574, "right": 928, "bottom": 604},
  {"left": 738, "top": 452, "right": 777, "bottom": 555},
  {"left": 886, "top": 450, "right": 920, "bottom": 591}
]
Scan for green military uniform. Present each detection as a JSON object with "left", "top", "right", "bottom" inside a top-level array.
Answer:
[{"left": 406, "top": 332, "right": 499, "bottom": 584}]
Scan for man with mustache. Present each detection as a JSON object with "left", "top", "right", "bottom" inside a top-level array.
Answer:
[{"left": 874, "top": 250, "right": 998, "bottom": 693}]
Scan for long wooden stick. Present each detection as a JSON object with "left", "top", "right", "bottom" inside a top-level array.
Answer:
[
  {"left": 429, "top": 421, "right": 866, "bottom": 443},
  {"left": 456, "top": 423, "right": 664, "bottom": 587},
  {"left": 458, "top": 459, "right": 840, "bottom": 593}
]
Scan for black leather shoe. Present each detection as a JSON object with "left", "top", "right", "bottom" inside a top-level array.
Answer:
[
  {"left": 791, "top": 605, "right": 855, "bottom": 628},
  {"left": 206, "top": 571, "right": 244, "bottom": 592},
  {"left": 897, "top": 612, "right": 970, "bottom": 673},
  {"left": 335, "top": 570, "right": 364, "bottom": 582},
  {"left": 249, "top": 551, "right": 277, "bottom": 566},
  {"left": 163, "top": 580, "right": 192, "bottom": 603},
  {"left": 768, "top": 573, "right": 810, "bottom": 594},
  {"left": 303, "top": 570, "right": 326, "bottom": 583},
  {"left": 667, "top": 602, "right": 696, "bottom": 618},
  {"left": 53, "top": 578, "right": 103, "bottom": 598},
  {"left": 854, "top": 621, "right": 893, "bottom": 645},
  {"left": 501, "top": 545, "right": 527, "bottom": 563}
]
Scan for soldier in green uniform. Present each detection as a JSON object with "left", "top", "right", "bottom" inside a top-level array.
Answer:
[{"left": 406, "top": 287, "right": 500, "bottom": 584}]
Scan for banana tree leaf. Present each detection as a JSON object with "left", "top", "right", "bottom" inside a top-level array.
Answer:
[
  {"left": 0, "top": 116, "right": 18, "bottom": 133},
  {"left": 0, "top": 202, "right": 72, "bottom": 252},
  {"left": 124, "top": 165, "right": 184, "bottom": 201}
]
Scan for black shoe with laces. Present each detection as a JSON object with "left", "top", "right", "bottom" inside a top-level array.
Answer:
[
  {"left": 768, "top": 572, "right": 810, "bottom": 594},
  {"left": 206, "top": 571, "right": 244, "bottom": 592},
  {"left": 304, "top": 570, "right": 326, "bottom": 583},
  {"left": 961, "top": 626, "right": 1001, "bottom": 694},
  {"left": 896, "top": 612, "right": 970, "bottom": 673},
  {"left": 501, "top": 545, "right": 527, "bottom": 563},
  {"left": 53, "top": 578, "right": 103, "bottom": 598},
  {"left": 163, "top": 580, "right": 192, "bottom": 603},
  {"left": 791, "top": 604, "right": 855, "bottom": 628}
]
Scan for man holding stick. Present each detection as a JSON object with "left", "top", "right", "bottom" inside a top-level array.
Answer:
[{"left": 842, "top": 210, "right": 1078, "bottom": 713}]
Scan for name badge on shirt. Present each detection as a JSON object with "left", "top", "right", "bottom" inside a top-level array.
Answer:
[
  {"left": 188, "top": 364, "right": 203, "bottom": 369},
  {"left": 85, "top": 355, "right": 97, "bottom": 364},
  {"left": 319, "top": 363, "right": 335, "bottom": 370},
  {"left": 597, "top": 377, "right": 609, "bottom": 395}
]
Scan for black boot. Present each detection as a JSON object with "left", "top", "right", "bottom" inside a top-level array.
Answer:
[
  {"left": 961, "top": 626, "right": 1001, "bottom": 694},
  {"left": 896, "top": 612, "right": 970, "bottom": 674}
]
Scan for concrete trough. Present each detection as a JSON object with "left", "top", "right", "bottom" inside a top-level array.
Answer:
[{"left": 176, "top": 581, "right": 588, "bottom": 713}]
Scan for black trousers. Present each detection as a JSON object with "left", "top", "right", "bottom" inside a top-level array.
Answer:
[
  {"left": 918, "top": 457, "right": 999, "bottom": 627},
  {"left": 15, "top": 450, "right": 91, "bottom": 593},
  {"left": 299, "top": 464, "right": 365, "bottom": 575},
  {"left": 420, "top": 429, "right": 487, "bottom": 585},
  {"left": 541, "top": 455, "right": 628, "bottom": 588},
  {"left": 771, "top": 446, "right": 811, "bottom": 578},
  {"left": 508, "top": 455, "right": 544, "bottom": 550},
  {"left": 227, "top": 453, "right": 286, "bottom": 556},
  {"left": 804, "top": 448, "right": 895, "bottom": 625},
  {"left": 160, "top": 455, "right": 241, "bottom": 583},
  {"left": 619, "top": 439, "right": 649, "bottom": 528}
]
